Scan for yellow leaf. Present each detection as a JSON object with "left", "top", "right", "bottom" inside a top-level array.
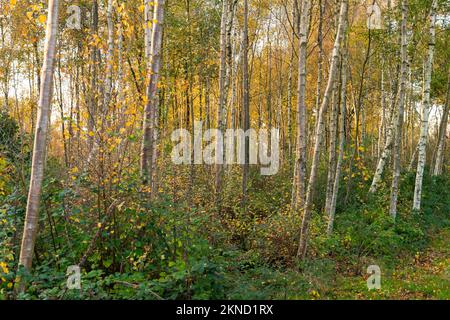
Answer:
[
  {"left": 38, "top": 15, "right": 47, "bottom": 24},
  {"left": 10, "top": 0, "right": 17, "bottom": 6},
  {"left": 26, "top": 12, "right": 33, "bottom": 20},
  {"left": 0, "top": 262, "right": 9, "bottom": 274}
]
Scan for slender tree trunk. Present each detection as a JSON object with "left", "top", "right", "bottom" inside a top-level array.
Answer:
[
  {"left": 291, "top": 0, "right": 311, "bottom": 210},
  {"left": 88, "top": 0, "right": 99, "bottom": 151},
  {"left": 103, "top": 0, "right": 114, "bottom": 114},
  {"left": 287, "top": 45, "right": 294, "bottom": 159},
  {"left": 144, "top": 0, "right": 154, "bottom": 60},
  {"left": 57, "top": 58, "right": 69, "bottom": 168},
  {"left": 413, "top": 0, "right": 437, "bottom": 210},
  {"left": 389, "top": 0, "right": 408, "bottom": 220},
  {"left": 19, "top": 0, "right": 59, "bottom": 288},
  {"left": 266, "top": 22, "right": 272, "bottom": 139},
  {"left": 315, "top": 0, "right": 324, "bottom": 120},
  {"left": 297, "top": 0, "right": 347, "bottom": 260},
  {"left": 140, "top": 0, "right": 165, "bottom": 195},
  {"left": 378, "top": 63, "right": 387, "bottom": 158},
  {"left": 241, "top": 0, "right": 250, "bottom": 209},
  {"left": 433, "top": 70, "right": 449, "bottom": 176},
  {"left": 327, "top": 35, "right": 348, "bottom": 235},
  {"left": 215, "top": 0, "right": 229, "bottom": 210},
  {"left": 325, "top": 59, "right": 341, "bottom": 215}
]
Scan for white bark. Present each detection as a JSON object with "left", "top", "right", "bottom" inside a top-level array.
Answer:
[
  {"left": 297, "top": 0, "right": 347, "bottom": 259},
  {"left": 144, "top": 0, "right": 154, "bottom": 60},
  {"left": 325, "top": 62, "right": 340, "bottom": 216},
  {"left": 242, "top": 0, "right": 250, "bottom": 207},
  {"left": 413, "top": 0, "right": 437, "bottom": 211},
  {"left": 141, "top": 0, "right": 165, "bottom": 193},
  {"left": 215, "top": 0, "right": 229, "bottom": 206},
  {"left": 327, "top": 38, "right": 348, "bottom": 235},
  {"left": 19, "top": 0, "right": 59, "bottom": 275},
  {"left": 103, "top": 0, "right": 114, "bottom": 112},
  {"left": 369, "top": 95, "right": 397, "bottom": 193},
  {"left": 292, "top": 0, "right": 311, "bottom": 210},
  {"left": 389, "top": 0, "right": 408, "bottom": 219},
  {"left": 433, "top": 70, "right": 449, "bottom": 176}
]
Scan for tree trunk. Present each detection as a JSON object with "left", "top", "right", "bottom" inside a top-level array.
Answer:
[
  {"left": 88, "top": 0, "right": 99, "bottom": 151},
  {"left": 291, "top": 0, "right": 311, "bottom": 210},
  {"left": 144, "top": 0, "right": 154, "bottom": 60},
  {"left": 215, "top": 0, "right": 229, "bottom": 210},
  {"left": 327, "top": 35, "right": 348, "bottom": 235},
  {"left": 433, "top": 70, "right": 449, "bottom": 176},
  {"left": 413, "top": 0, "right": 437, "bottom": 210},
  {"left": 389, "top": 0, "right": 408, "bottom": 220},
  {"left": 241, "top": 0, "right": 250, "bottom": 209},
  {"left": 297, "top": 0, "right": 347, "bottom": 260},
  {"left": 103, "top": 0, "right": 114, "bottom": 114},
  {"left": 325, "top": 59, "right": 341, "bottom": 216},
  {"left": 140, "top": 0, "right": 165, "bottom": 195},
  {"left": 19, "top": 0, "right": 59, "bottom": 288}
]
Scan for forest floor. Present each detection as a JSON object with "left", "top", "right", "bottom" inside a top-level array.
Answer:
[
  {"left": 223, "top": 226, "right": 449, "bottom": 300},
  {"left": 332, "top": 227, "right": 449, "bottom": 299}
]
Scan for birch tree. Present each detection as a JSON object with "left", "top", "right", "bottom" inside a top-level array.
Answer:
[
  {"left": 291, "top": 0, "right": 311, "bottom": 210},
  {"left": 88, "top": 0, "right": 99, "bottom": 151},
  {"left": 103, "top": 0, "right": 114, "bottom": 113},
  {"left": 215, "top": 0, "right": 229, "bottom": 209},
  {"left": 389, "top": 0, "right": 408, "bottom": 220},
  {"left": 297, "top": 0, "right": 347, "bottom": 259},
  {"left": 241, "top": 0, "right": 250, "bottom": 208},
  {"left": 327, "top": 31, "right": 348, "bottom": 235},
  {"left": 413, "top": 0, "right": 437, "bottom": 211},
  {"left": 144, "top": 0, "right": 154, "bottom": 60},
  {"left": 433, "top": 70, "right": 449, "bottom": 176},
  {"left": 141, "top": 0, "right": 165, "bottom": 195},
  {"left": 19, "top": 0, "right": 59, "bottom": 283}
]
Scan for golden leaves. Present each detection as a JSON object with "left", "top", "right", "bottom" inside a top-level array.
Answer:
[
  {"left": 38, "top": 14, "right": 47, "bottom": 25},
  {"left": 0, "top": 262, "right": 9, "bottom": 274}
]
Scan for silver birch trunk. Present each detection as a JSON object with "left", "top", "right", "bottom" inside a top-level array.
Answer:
[
  {"left": 297, "top": 0, "right": 347, "bottom": 259},
  {"left": 140, "top": 0, "right": 165, "bottom": 193},
  {"left": 242, "top": 0, "right": 250, "bottom": 208},
  {"left": 433, "top": 70, "right": 449, "bottom": 176},
  {"left": 413, "top": 0, "right": 437, "bottom": 210},
  {"left": 325, "top": 61, "right": 340, "bottom": 216},
  {"left": 144, "top": 0, "right": 153, "bottom": 60},
  {"left": 215, "top": 0, "right": 229, "bottom": 208},
  {"left": 291, "top": 0, "right": 311, "bottom": 210},
  {"left": 327, "top": 37, "right": 348, "bottom": 235},
  {"left": 369, "top": 98, "right": 397, "bottom": 193},
  {"left": 19, "top": 0, "right": 59, "bottom": 282},
  {"left": 103, "top": 0, "right": 114, "bottom": 113},
  {"left": 389, "top": 0, "right": 408, "bottom": 219}
]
